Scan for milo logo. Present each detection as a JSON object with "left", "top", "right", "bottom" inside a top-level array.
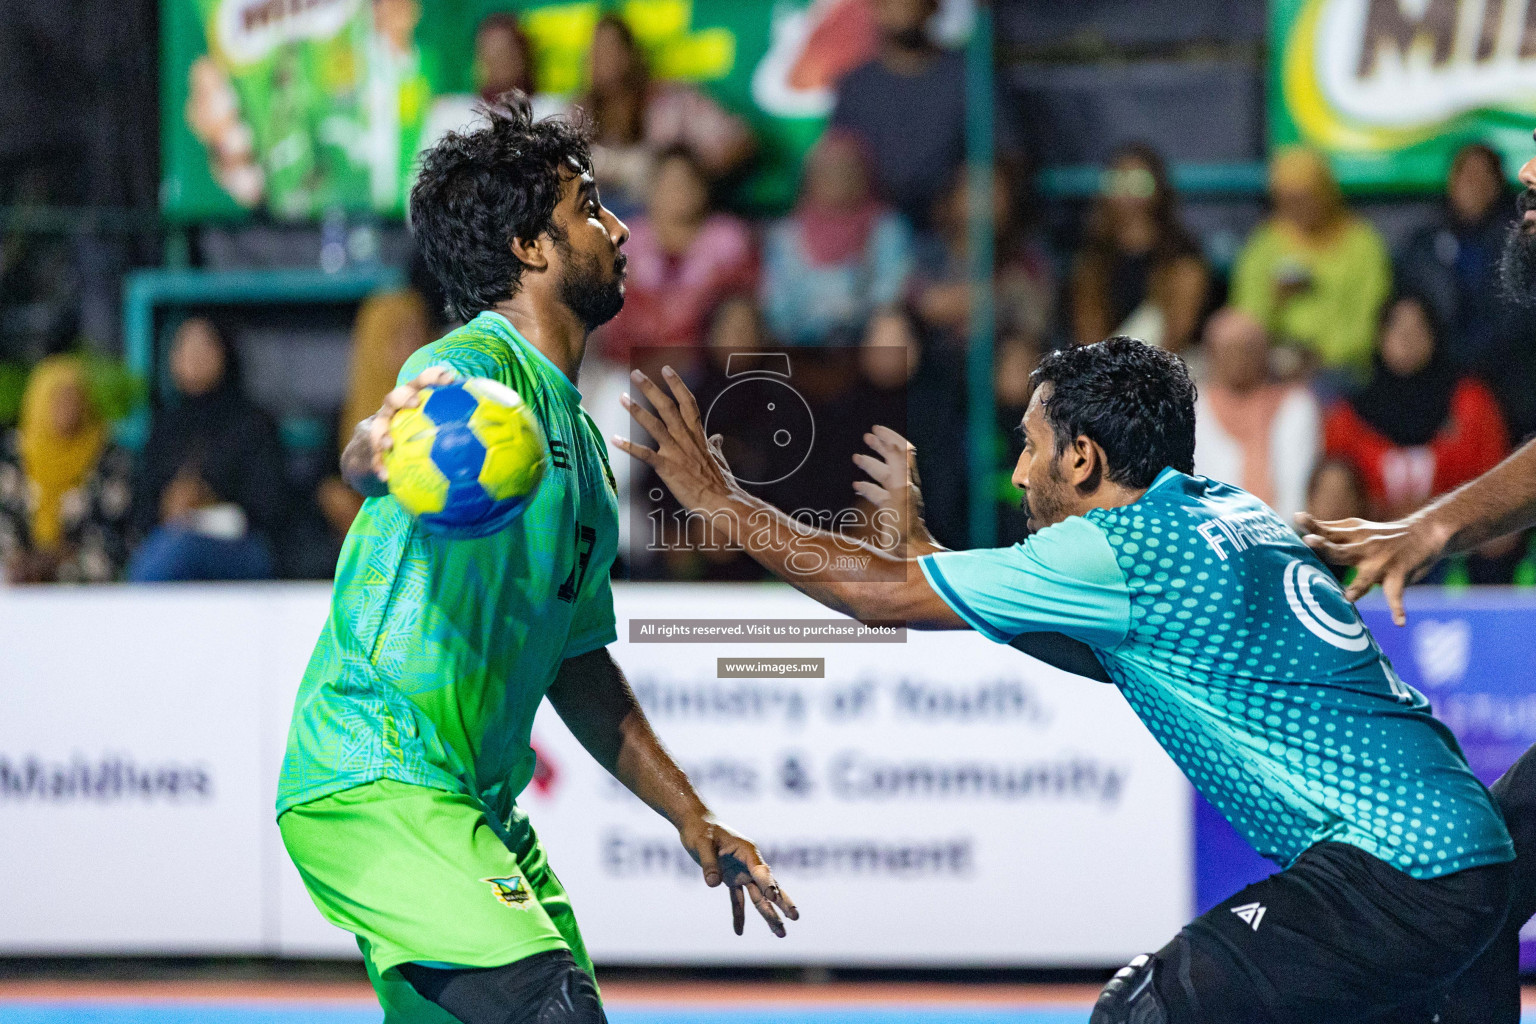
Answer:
[
  {"left": 1283, "top": 0, "right": 1536, "bottom": 150},
  {"left": 213, "top": 0, "right": 361, "bottom": 67}
]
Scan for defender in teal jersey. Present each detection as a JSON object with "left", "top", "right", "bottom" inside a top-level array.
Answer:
[
  {"left": 1300, "top": 136, "right": 1536, "bottom": 1024},
  {"left": 279, "top": 94, "right": 795, "bottom": 1024},
  {"left": 621, "top": 336, "right": 1512, "bottom": 1023}
]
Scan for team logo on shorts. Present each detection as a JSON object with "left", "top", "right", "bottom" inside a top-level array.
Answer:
[
  {"left": 1231, "top": 901, "right": 1267, "bottom": 931},
  {"left": 482, "top": 875, "right": 533, "bottom": 908}
]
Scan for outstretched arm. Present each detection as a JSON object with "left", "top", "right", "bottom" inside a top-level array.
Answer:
[
  {"left": 851, "top": 424, "right": 1112, "bottom": 681},
  {"left": 1299, "top": 438, "right": 1536, "bottom": 625},
  {"left": 614, "top": 368, "right": 966, "bottom": 629},
  {"left": 546, "top": 647, "right": 797, "bottom": 936}
]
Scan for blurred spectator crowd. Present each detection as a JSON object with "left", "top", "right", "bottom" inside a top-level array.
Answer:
[{"left": 4, "top": 0, "right": 1536, "bottom": 585}]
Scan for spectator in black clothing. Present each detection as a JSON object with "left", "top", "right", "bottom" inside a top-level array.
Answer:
[
  {"left": 913, "top": 160, "right": 1055, "bottom": 355},
  {"left": 127, "top": 317, "right": 289, "bottom": 582},
  {"left": 1397, "top": 143, "right": 1515, "bottom": 371},
  {"left": 830, "top": 0, "right": 968, "bottom": 227},
  {"left": 993, "top": 333, "right": 1043, "bottom": 542},
  {"left": 1070, "top": 142, "right": 1209, "bottom": 352},
  {"left": 858, "top": 306, "right": 968, "bottom": 548}
]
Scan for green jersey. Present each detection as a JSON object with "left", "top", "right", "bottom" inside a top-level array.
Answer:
[
  {"left": 278, "top": 312, "right": 619, "bottom": 822},
  {"left": 922, "top": 469, "right": 1513, "bottom": 879}
]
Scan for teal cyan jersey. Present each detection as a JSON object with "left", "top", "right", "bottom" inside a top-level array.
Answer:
[
  {"left": 278, "top": 312, "right": 619, "bottom": 821},
  {"left": 922, "top": 469, "right": 1513, "bottom": 879}
]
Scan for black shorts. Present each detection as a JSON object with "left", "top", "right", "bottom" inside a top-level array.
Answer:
[
  {"left": 1149, "top": 842, "right": 1510, "bottom": 1024},
  {"left": 1441, "top": 740, "right": 1536, "bottom": 1024},
  {"left": 398, "top": 949, "right": 606, "bottom": 1024}
]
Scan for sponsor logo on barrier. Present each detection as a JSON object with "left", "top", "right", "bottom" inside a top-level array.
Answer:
[
  {"left": 603, "top": 831, "right": 975, "bottom": 879},
  {"left": 0, "top": 754, "right": 212, "bottom": 802},
  {"left": 829, "top": 753, "right": 1126, "bottom": 804},
  {"left": 1412, "top": 619, "right": 1471, "bottom": 688}
]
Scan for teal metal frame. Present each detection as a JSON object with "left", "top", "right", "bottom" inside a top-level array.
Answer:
[
  {"left": 965, "top": 3, "right": 998, "bottom": 549},
  {"left": 119, "top": 266, "right": 404, "bottom": 445},
  {"left": 1037, "top": 161, "right": 1269, "bottom": 200}
]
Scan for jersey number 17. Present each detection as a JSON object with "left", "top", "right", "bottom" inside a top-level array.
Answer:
[{"left": 557, "top": 525, "right": 597, "bottom": 603}]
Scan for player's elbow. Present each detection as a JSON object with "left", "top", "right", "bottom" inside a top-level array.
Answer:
[{"left": 839, "top": 578, "right": 926, "bottom": 628}]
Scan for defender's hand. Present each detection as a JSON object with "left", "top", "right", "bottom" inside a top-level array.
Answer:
[
  {"left": 366, "top": 366, "right": 458, "bottom": 481},
  {"left": 1296, "top": 512, "right": 1453, "bottom": 626},
  {"left": 851, "top": 425, "right": 939, "bottom": 554},
  {"left": 677, "top": 815, "right": 798, "bottom": 937},
  {"left": 615, "top": 366, "right": 737, "bottom": 513}
]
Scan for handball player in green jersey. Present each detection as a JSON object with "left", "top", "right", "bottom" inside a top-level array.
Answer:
[
  {"left": 277, "top": 93, "right": 796, "bottom": 1024},
  {"left": 621, "top": 338, "right": 1513, "bottom": 1023},
  {"left": 1302, "top": 129, "right": 1536, "bottom": 1024}
]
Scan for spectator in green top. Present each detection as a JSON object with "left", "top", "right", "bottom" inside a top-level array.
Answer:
[{"left": 1231, "top": 147, "right": 1390, "bottom": 381}]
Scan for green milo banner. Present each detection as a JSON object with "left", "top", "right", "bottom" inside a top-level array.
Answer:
[
  {"left": 160, "top": 0, "right": 887, "bottom": 221},
  {"left": 1270, "top": 0, "right": 1536, "bottom": 189}
]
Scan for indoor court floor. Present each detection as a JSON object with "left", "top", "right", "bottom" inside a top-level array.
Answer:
[
  {"left": 0, "top": 980, "right": 1090, "bottom": 1024},
  {"left": 3, "top": 981, "right": 1536, "bottom": 1024}
]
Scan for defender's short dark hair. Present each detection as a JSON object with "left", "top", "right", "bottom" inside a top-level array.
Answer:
[
  {"left": 410, "top": 91, "right": 592, "bottom": 323},
  {"left": 1028, "top": 336, "right": 1197, "bottom": 488}
]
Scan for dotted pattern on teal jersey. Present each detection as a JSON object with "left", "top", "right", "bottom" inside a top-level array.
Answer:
[{"left": 1087, "top": 473, "right": 1512, "bottom": 878}]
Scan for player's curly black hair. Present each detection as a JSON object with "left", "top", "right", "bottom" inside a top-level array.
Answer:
[
  {"left": 410, "top": 91, "right": 593, "bottom": 323},
  {"left": 1029, "top": 335, "right": 1197, "bottom": 489}
]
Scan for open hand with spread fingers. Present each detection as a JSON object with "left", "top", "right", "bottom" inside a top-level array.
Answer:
[
  {"left": 366, "top": 366, "right": 459, "bottom": 481},
  {"left": 614, "top": 365, "right": 741, "bottom": 515},
  {"left": 851, "top": 425, "right": 942, "bottom": 555},
  {"left": 1295, "top": 512, "right": 1454, "bottom": 626}
]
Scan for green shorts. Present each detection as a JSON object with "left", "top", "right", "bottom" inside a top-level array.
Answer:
[{"left": 279, "top": 779, "right": 593, "bottom": 1024}]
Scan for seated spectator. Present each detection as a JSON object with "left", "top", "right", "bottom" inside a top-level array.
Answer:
[
  {"left": 128, "top": 318, "right": 288, "bottom": 582},
  {"left": 1306, "top": 458, "right": 1369, "bottom": 581},
  {"left": 596, "top": 146, "right": 758, "bottom": 361},
  {"left": 914, "top": 162, "right": 1054, "bottom": 353},
  {"left": 831, "top": 0, "right": 966, "bottom": 227},
  {"left": 1232, "top": 147, "right": 1391, "bottom": 380},
  {"left": 579, "top": 14, "right": 754, "bottom": 216},
  {"left": 858, "top": 306, "right": 967, "bottom": 547},
  {"left": 1397, "top": 143, "right": 1514, "bottom": 372},
  {"left": 0, "top": 355, "right": 131, "bottom": 583},
  {"left": 474, "top": 13, "right": 561, "bottom": 116},
  {"left": 476, "top": 14, "right": 534, "bottom": 98},
  {"left": 709, "top": 293, "right": 768, "bottom": 353},
  {"left": 994, "top": 334, "right": 1043, "bottom": 542},
  {"left": 340, "top": 290, "right": 434, "bottom": 442},
  {"left": 1070, "top": 143, "right": 1209, "bottom": 351},
  {"left": 317, "top": 290, "right": 434, "bottom": 542},
  {"left": 1193, "top": 308, "right": 1320, "bottom": 522},
  {"left": 1324, "top": 293, "right": 1508, "bottom": 521},
  {"left": 762, "top": 130, "right": 914, "bottom": 346},
  {"left": 1307, "top": 458, "right": 1368, "bottom": 524}
]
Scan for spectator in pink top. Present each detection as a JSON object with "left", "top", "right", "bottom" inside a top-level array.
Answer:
[
  {"left": 761, "top": 129, "right": 914, "bottom": 346},
  {"left": 579, "top": 14, "right": 755, "bottom": 216},
  {"left": 1193, "top": 307, "right": 1321, "bottom": 522},
  {"left": 596, "top": 145, "right": 758, "bottom": 361}
]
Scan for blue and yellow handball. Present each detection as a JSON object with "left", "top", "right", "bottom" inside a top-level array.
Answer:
[{"left": 384, "top": 376, "right": 548, "bottom": 538}]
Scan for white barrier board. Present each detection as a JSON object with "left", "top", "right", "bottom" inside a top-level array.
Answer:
[{"left": 0, "top": 583, "right": 1192, "bottom": 964}]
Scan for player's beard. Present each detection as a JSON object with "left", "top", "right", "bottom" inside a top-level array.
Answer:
[
  {"left": 557, "top": 240, "right": 626, "bottom": 331},
  {"left": 1019, "top": 462, "right": 1069, "bottom": 536},
  {"left": 1498, "top": 189, "right": 1536, "bottom": 305}
]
